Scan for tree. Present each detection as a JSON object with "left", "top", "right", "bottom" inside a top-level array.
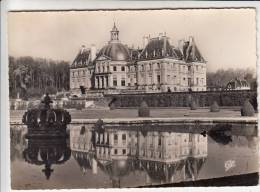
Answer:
[{"left": 9, "top": 56, "right": 70, "bottom": 99}]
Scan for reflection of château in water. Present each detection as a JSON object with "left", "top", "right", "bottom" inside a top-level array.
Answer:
[
  {"left": 23, "top": 138, "right": 71, "bottom": 180},
  {"left": 70, "top": 124, "right": 208, "bottom": 186}
]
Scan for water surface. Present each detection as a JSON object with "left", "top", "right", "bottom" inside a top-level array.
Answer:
[{"left": 11, "top": 122, "right": 259, "bottom": 189}]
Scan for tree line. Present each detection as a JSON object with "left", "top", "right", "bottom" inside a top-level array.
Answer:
[
  {"left": 9, "top": 56, "right": 70, "bottom": 99},
  {"left": 207, "top": 68, "right": 256, "bottom": 90},
  {"left": 9, "top": 55, "right": 256, "bottom": 99}
]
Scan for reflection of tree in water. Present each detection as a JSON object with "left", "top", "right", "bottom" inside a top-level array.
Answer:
[
  {"left": 209, "top": 124, "right": 232, "bottom": 145},
  {"left": 227, "top": 136, "right": 258, "bottom": 152},
  {"left": 246, "top": 136, "right": 258, "bottom": 152},
  {"left": 209, "top": 123, "right": 258, "bottom": 147},
  {"left": 23, "top": 138, "right": 71, "bottom": 180},
  {"left": 10, "top": 126, "right": 27, "bottom": 162}
]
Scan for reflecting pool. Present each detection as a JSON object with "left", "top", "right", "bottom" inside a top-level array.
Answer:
[{"left": 11, "top": 122, "right": 259, "bottom": 189}]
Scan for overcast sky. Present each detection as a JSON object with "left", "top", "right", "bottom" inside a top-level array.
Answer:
[{"left": 8, "top": 9, "right": 256, "bottom": 72}]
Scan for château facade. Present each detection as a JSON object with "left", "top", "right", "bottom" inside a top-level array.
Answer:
[{"left": 70, "top": 23, "right": 206, "bottom": 96}]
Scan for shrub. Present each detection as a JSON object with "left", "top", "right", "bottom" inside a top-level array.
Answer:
[
  {"left": 138, "top": 101, "right": 150, "bottom": 117},
  {"left": 190, "top": 100, "right": 197, "bottom": 110},
  {"left": 210, "top": 101, "right": 220, "bottom": 112},
  {"left": 241, "top": 99, "right": 255, "bottom": 117}
]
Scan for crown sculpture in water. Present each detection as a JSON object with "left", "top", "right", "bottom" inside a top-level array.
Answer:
[{"left": 22, "top": 93, "right": 71, "bottom": 138}]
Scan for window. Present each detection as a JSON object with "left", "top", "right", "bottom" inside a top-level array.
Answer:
[
  {"left": 121, "top": 66, "right": 125, "bottom": 71},
  {"left": 183, "top": 77, "right": 186, "bottom": 81},
  {"left": 158, "top": 137, "right": 161, "bottom": 146},
  {"left": 122, "top": 134, "right": 126, "bottom": 140},
  {"left": 121, "top": 78, "right": 126, "bottom": 86},
  {"left": 72, "top": 72, "right": 75, "bottom": 77},
  {"left": 196, "top": 78, "right": 199, "bottom": 85},
  {"left": 167, "top": 75, "right": 171, "bottom": 82},
  {"left": 188, "top": 66, "right": 191, "bottom": 72},
  {"left": 114, "top": 149, "right": 118, "bottom": 154},
  {"left": 196, "top": 65, "right": 199, "bottom": 71},
  {"left": 157, "top": 75, "right": 161, "bottom": 84},
  {"left": 102, "top": 66, "right": 105, "bottom": 72},
  {"left": 189, "top": 134, "right": 192, "bottom": 142},
  {"left": 149, "top": 63, "right": 152, "bottom": 70},
  {"left": 113, "top": 76, "right": 117, "bottom": 86},
  {"left": 122, "top": 149, "right": 126, "bottom": 154},
  {"left": 114, "top": 134, "right": 118, "bottom": 145},
  {"left": 107, "top": 66, "right": 109, "bottom": 72},
  {"left": 157, "top": 63, "right": 160, "bottom": 69},
  {"left": 113, "top": 66, "right": 117, "bottom": 71}
]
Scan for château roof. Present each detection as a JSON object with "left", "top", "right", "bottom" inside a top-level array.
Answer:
[
  {"left": 181, "top": 39, "right": 205, "bottom": 63},
  {"left": 71, "top": 24, "right": 206, "bottom": 65},
  {"left": 139, "top": 35, "right": 205, "bottom": 63},
  {"left": 139, "top": 36, "right": 180, "bottom": 60},
  {"left": 71, "top": 45, "right": 91, "bottom": 68},
  {"left": 96, "top": 42, "right": 130, "bottom": 61}
]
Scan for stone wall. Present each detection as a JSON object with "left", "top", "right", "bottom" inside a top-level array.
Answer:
[{"left": 106, "top": 90, "right": 257, "bottom": 109}]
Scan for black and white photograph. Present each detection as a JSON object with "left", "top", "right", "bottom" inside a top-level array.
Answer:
[{"left": 7, "top": 7, "right": 258, "bottom": 190}]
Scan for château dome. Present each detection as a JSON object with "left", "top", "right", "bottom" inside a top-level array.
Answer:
[
  {"left": 97, "top": 42, "right": 130, "bottom": 61},
  {"left": 96, "top": 22, "right": 130, "bottom": 61}
]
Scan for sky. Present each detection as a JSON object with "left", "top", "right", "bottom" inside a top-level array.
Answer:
[{"left": 8, "top": 9, "right": 256, "bottom": 72}]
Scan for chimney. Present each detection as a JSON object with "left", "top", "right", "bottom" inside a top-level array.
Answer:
[
  {"left": 143, "top": 36, "right": 149, "bottom": 48},
  {"left": 163, "top": 36, "right": 167, "bottom": 56},
  {"left": 80, "top": 45, "right": 86, "bottom": 54},
  {"left": 158, "top": 33, "right": 163, "bottom": 40},
  {"left": 189, "top": 36, "right": 194, "bottom": 45},
  {"left": 168, "top": 37, "right": 172, "bottom": 45},
  {"left": 178, "top": 39, "right": 185, "bottom": 54},
  {"left": 90, "top": 44, "right": 96, "bottom": 62}
]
